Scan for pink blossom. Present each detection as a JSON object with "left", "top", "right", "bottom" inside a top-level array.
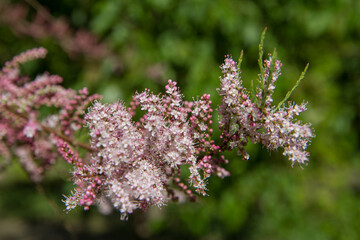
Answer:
[
  {"left": 23, "top": 120, "right": 38, "bottom": 138},
  {"left": 0, "top": 47, "right": 314, "bottom": 221},
  {"left": 218, "top": 55, "right": 314, "bottom": 166}
]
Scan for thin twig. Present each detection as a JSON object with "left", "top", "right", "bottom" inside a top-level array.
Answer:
[{"left": 3, "top": 105, "right": 93, "bottom": 151}]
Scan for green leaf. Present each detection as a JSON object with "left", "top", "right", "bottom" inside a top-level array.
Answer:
[{"left": 275, "top": 63, "right": 309, "bottom": 111}]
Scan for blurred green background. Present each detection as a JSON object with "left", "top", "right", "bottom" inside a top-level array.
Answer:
[{"left": 0, "top": 0, "right": 359, "bottom": 239}]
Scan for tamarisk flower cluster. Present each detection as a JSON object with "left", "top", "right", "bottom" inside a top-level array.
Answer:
[
  {"left": 0, "top": 47, "right": 100, "bottom": 182},
  {"left": 218, "top": 53, "right": 313, "bottom": 166},
  {"left": 0, "top": 42, "right": 314, "bottom": 220},
  {"left": 64, "top": 80, "right": 229, "bottom": 219}
]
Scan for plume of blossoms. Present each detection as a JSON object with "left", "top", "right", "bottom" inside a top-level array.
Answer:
[
  {"left": 218, "top": 52, "right": 314, "bottom": 167},
  {"left": 64, "top": 80, "right": 229, "bottom": 219},
  {"left": 0, "top": 47, "right": 100, "bottom": 181},
  {"left": 0, "top": 38, "right": 314, "bottom": 220}
]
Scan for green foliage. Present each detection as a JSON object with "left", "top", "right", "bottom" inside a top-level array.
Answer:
[
  {"left": 275, "top": 63, "right": 309, "bottom": 111},
  {"left": 0, "top": 0, "right": 360, "bottom": 239}
]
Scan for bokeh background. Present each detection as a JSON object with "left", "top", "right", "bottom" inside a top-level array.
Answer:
[{"left": 0, "top": 0, "right": 359, "bottom": 239}]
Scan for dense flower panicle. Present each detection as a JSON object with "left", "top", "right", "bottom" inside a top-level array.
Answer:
[
  {"left": 218, "top": 55, "right": 314, "bottom": 166},
  {"left": 65, "top": 80, "right": 220, "bottom": 218},
  {"left": 0, "top": 48, "right": 100, "bottom": 180},
  {"left": 262, "top": 103, "right": 313, "bottom": 166},
  {"left": 218, "top": 56, "right": 258, "bottom": 160}
]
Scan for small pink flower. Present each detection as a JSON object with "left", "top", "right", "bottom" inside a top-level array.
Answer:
[{"left": 23, "top": 120, "right": 38, "bottom": 138}]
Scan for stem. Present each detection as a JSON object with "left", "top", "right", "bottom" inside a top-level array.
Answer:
[
  {"left": 3, "top": 105, "right": 93, "bottom": 151},
  {"left": 41, "top": 124, "right": 93, "bottom": 151}
]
